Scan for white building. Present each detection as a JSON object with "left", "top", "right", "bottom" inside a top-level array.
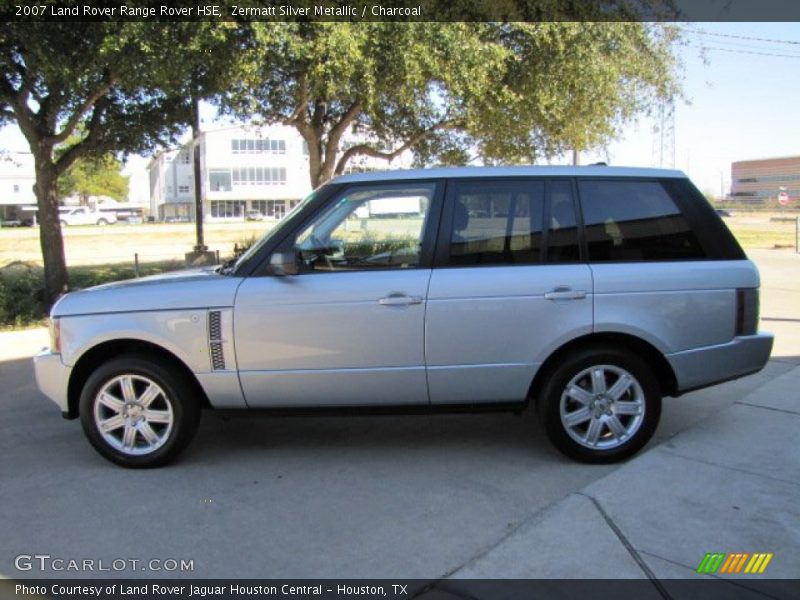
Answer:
[
  {"left": 147, "top": 124, "right": 413, "bottom": 222},
  {"left": 0, "top": 152, "right": 37, "bottom": 223},
  {"left": 148, "top": 124, "right": 311, "bottom": 221}
]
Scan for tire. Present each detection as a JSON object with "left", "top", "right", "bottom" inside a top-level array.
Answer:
[
  {"left": 536, "top": 345, "right": 661, "bottom": 464},
  {"left": 97, "top": 218, "right": 108, "bottom": 225},
  {"left": 79, "top": 354, "right": 201, "bottom": 468}
]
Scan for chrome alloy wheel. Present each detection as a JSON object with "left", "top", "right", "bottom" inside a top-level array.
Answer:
[
  {"left": 559, "top": 365, "right": 645, "bottom": 450},
  {"left": 92, "top": 374, "right": 174, "bottom": 456}
]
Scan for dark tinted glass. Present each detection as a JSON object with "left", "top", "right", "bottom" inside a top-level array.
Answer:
[
  {"left": 546, "top": 180, "right": 580, "bottom": 263},
  {"left": 579, "top": 180, "right": 706, "bottom": 261},
  {"left": 449, "top": 181, "right": 545, "bottom": 265}
]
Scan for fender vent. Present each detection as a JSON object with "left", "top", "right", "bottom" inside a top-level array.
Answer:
[{"left": 208, "top": 310, "right": 225, "bottom": 370}]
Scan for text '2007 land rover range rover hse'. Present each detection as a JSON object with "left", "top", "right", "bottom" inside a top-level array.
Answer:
[{"left": 34, "top": 166, "right": 773, "bottom": 467}]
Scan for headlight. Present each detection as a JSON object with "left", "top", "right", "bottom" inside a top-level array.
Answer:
[{"left": 49, "top": 317, "right": 61, "bottom": 353}]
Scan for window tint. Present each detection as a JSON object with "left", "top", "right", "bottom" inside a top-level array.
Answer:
[
  {"left": 448, "top": 181, "right": 544, "bottom": 265},
  {"left": 579, "top": 180, "right": 705, "bottom": 261},
  {"left": 295, "top": 184, "right": 434, "bottom": 271},
  {"left": 546, "top": 180, "right": 580, "bottom": 263}
]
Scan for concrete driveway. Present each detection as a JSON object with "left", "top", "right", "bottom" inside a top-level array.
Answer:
[{"left": 0, "top": 250, "right": 797, "bottom": 580}]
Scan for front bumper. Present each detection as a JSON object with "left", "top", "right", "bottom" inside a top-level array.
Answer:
[
  {"left": 33, "top": 349, "right": 71, "bottom": 414},
  {"left": 666, "top": 333, "right": 774, "bottom": 394}
]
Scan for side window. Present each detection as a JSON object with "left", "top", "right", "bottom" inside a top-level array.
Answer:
[
  {"left": 578, "top": 180, "right": 705, "bottom": 262},
  {"left": 294, "top": 184, "right": 434, "bottom": 272},
  {"left": 546, "top": 180, "right": 580, "bottom": 263},
  {"left": 447, "top": 180, "right": 545, "bottom": 265}
]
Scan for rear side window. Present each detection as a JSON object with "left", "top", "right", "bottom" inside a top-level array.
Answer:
[
  {"left": 448, "top": 180, "right": 545, "bottom": 265},
  {"left": 578, "top": 180, "right": 706, "bottom": 261}
]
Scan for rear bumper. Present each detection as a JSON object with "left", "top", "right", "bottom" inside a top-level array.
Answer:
[
  {"left": 666, "top": 333, "right": 774, "bottom": 394},
  {"left": 33, "top": 349, "right": 71, "bottom": 414}
]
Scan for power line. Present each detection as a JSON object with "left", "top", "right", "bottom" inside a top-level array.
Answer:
[
  {"left": 689, "top": 28, "right": 800, "bottom": 46},
  {"left": 689, "top": 43, "right": 800, "bottom": 59}
]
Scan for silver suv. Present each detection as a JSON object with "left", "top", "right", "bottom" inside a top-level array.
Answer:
[{"left": 34, "top": 166, "right": 773, "bottom": 467}]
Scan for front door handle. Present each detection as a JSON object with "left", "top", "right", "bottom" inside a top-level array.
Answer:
[
  {"left": 378, "top": 294, "right": 423, "bottom": 306},
  {"left": 544, "top": 286, "right": 587, "bottom": 301}
]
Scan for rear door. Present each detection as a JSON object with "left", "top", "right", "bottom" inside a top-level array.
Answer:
[{"left": 426, "top": 178, "right": 593, "bottom": 405}]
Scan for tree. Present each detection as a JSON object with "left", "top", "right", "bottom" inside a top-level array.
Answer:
[
  {"left": 221, "top": 21, "right": 680, "bottom": 188},
  {"left": 0, "top": 21, "right": 240, "bottom": 305},
  {"left": 57, "top": 154, "right": 129, "bottom": 205}
]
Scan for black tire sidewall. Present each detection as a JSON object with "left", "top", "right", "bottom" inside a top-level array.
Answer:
[
  {"left": 79, "top": 355, "right": 200, "bottom": 468},
  {"left": 538, "top": 346, "right": 662, "bottom": 464}
]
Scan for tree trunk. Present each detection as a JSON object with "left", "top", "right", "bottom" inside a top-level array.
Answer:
[{"left": 33, "top": 161, "right": 68, "bottom": 307}]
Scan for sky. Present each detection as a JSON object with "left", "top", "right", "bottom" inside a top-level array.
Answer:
[{"left": 1, "top": 21, "right": 800, "bottom": 203}]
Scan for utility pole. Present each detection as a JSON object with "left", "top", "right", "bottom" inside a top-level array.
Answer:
[
  {"left": 191, "top": 94, "right": 205, "bottom": 253},
  {"left": 572, "top": 149, "right": 579, "bottom": 166},
  {"left": 185, "top": 91, "right": 215, "bottom": 265}
]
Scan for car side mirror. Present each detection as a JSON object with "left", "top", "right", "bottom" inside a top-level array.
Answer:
[{"left": 269, "top": 250, "right": 299, "bottom": 276}]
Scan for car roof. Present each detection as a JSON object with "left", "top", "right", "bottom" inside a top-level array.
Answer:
[{"left": 332, "top": 165, "right": 687, "bottom": 184}]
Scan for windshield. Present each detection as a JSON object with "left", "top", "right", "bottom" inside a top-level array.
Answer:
[{"left": 227, "top": 187, "right": 322, "bottom": 275}]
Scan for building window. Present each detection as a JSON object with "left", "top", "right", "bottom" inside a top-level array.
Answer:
[
  {"left": 13, "top": 184, "right": 19, "bottom": 193},
  {"left": 231, "top": 138, "right": 287, "bottom": 155},
  {"left": 178, "top": 185, "right": 190, "bottom": 194},
  {"left": 180, "top": 152, "right": 190, "bottom": 164},
  {"left": 210, "top": 200, "right": 246, "bottom": 218},
  {"left": 209, "top": 170, "right": 232, "bottom": 192},
  {"left": 232, "top": 167, "right": 287, "bottom": 186}
]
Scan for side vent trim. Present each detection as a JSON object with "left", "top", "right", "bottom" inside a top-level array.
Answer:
[{"left": 208, "top": 310, "right": 226, "bottom": 370}]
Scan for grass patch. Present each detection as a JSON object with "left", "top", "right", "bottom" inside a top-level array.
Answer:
[{"left": 0, "top": 259, "right": 185, "bottom": 329}]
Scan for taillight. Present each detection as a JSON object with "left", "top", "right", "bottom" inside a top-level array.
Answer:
[
  {"left": 49, "top": 318, "right": 61, "bottom": 353},
  {"left": 735, "top": 288, "right": 759, "bottom": 336}
]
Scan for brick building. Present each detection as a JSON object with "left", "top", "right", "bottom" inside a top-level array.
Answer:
[{"left": 730, "top": 155, "right": 800, "bottom": 205}]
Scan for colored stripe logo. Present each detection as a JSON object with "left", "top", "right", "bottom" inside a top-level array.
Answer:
[{"left": 697, "top": 552, "right": 773, "bottom": 574}]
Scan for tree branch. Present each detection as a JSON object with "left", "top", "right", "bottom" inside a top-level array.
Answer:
[
  {"left": 322, "top": 101, "right": 361, "bottom": 174},
  {"left": 286, "top": 71, "right": 310, "bottom": 125},
  {"left": 46, "top": 73, "right": 115, "bottom": 146},
  {"left": 0, "top": 73, "right": 37, "bottom": 143},
  {"left": 333, "top": 122, "right": 452, "bottom": 175},
  {"left": 54, "top": 97, "right": 110, "bottom": 176}
]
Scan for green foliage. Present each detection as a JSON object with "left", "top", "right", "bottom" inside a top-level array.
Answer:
[
  {"left": 220, "top": 21, "right": 681, "bottom": 185},
  {"left": 0, "top": 264, "right": 45, "bottom": 327},
  {"left": 57, "top": 154, "right": 129, "bottom": 203}
]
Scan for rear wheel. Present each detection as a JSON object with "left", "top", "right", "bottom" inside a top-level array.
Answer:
[
  {"left": 79, "top": 354, "right": 201, "bottom": 468},
  {"left": 537, "top": 346, "right": 661, "bottom": 463},
  {"left": 97, "top": 218, "right": 108, "bottom": 225}
]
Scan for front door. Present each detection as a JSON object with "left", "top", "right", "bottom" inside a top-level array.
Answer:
[{"left": 234, "top": 182, "right": 440, "bottom": 407}]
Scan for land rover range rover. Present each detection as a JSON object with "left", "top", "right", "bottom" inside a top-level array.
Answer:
[{"left": 34, "top": 166, "right": 773, "bottom": 467}]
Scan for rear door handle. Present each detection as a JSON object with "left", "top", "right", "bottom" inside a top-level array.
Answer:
[
  {"left": 544, "top": 287, "right": 587, "bottom": 301},
  {"left": 378, "top": 295, "right": 423, "bottom": 306}
]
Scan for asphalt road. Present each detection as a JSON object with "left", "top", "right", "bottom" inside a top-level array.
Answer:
[{"left": 0, "top": 249, "right": 797, "bottom": 579}]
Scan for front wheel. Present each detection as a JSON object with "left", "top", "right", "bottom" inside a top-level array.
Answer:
[
  {"left": 537, "top": 346, "right": 661, "bottom": 463},
  {"left": 79, "top": 354, "right": 201, "bottom": 468},
  {"left": 96, "top": 218, "right": 108, "bottom": 225}
]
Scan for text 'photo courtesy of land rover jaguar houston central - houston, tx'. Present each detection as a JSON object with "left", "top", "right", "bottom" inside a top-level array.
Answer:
[{"left": 33, "top": 166, "right": 773, "bottom": 467}]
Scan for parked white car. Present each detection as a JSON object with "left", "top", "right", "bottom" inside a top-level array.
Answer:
[
  {"left": 59, "top": 206, "right": 117, "bottom": 226},
  {"left": 34, "top": 166, "right": 773, "bottom": 468}
]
